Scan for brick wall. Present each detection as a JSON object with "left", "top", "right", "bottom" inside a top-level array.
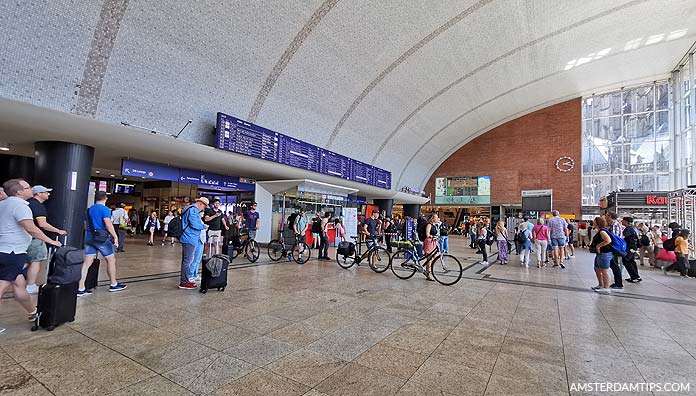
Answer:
[{"left": 424, "top": 98, "right": 582, "bottom": 216}]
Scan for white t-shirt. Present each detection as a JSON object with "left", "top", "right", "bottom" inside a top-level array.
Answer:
[
  {"left": 111, "top": 207, "right": 127, "bottom": 225},
  {"left": 163, "top": 215, "right": 175, "bottom": 231},
  {"left": 0, "top": 197, "right": 33, "bottom": 254},
  {"left": 497, "top": 230, "right": 507, "bottom": 241}
]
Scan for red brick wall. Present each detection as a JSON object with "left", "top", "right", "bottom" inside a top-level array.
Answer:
[{"left": 424, "top": 98, "right": 582, "bottom": 216}]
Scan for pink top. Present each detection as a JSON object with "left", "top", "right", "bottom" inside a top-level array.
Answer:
[{"left": 532, "top": 225, "right": 549, "bottom": 241}]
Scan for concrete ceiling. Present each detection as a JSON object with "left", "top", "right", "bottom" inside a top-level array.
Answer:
[{"left": 1, "top": 0, "right": 695, "bottom": 191}]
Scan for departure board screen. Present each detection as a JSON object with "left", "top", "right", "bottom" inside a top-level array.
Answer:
[{"left": 216, "top": 113, "right": 391, "bottom": 189}]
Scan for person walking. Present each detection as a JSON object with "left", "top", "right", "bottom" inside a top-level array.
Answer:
[
  {"left": 422, "top": 214, "right": 440, "bottom": 281},
  {"left": 650, "top": 225, "right": 662, "bottom": 267},
  {"left": 162, "top": 210, "right": 175, "bottom": 245},
  {"left": 607, "top": 212, "right": 625, "bottom": 291},
  {"left": 144, "top": 211, "right": 160, "bottom": 246},
  {"left": 673, "top": 229, "right": 693, "bottom": 278},
  {"left": 516, "top": 223, "right": 532, "bottom": 267},
  {"left": 546, "top": 210, "right": 567, "bottom": 268},
  {"left": 25, "top": 185, "right": 68, "bottom": 294},
  {"left": 495, "top": 221, "right": 509, "bottom": 265},
  {"left": 621, "top": 217, "right": 642, "bottom": 283},
  {"left": 565, "top": 219, "right": 575, "bottom": 259},
  {"left": 79, "top": 191, "right": 127, "bottom": 295},
  {"left": 0, "top": 179, "right": 62, "bottom": 332},
  {"left": 293, "top": 207, "right": 309, "bottom": 243},
  {"left": 244, "top": 202, "right": 260, "bottom": 240},
  {"left": 577, "top": 222, "right": 589, "bottom": 248},
  {"left": 589, "top": 217, "right": 613, "bottom": 294},
  {"left": 477, "top": 223, "right": 489, "bottom": 265},
  {"left": 111, "top": 203, "right": 128, "bottom": 253},
  {"left": 178, "top": 197, "right": 208, "bottom": 290},
  {"left": 532, "top": 218, "right": 549, "bottom": 268},
  {"left": 637, "top": 223, "right": 652, "bottom": 266}
]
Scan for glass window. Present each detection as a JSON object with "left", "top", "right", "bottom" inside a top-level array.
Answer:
[
  {"left": 593, "top": 92, "right": 622, "bottom": 117},
  {"left": 623, "top": 85, "right": 654, "bottom": 114},
  {"left": 628, "top": 141, "right": 655, "bottom": 173},
  {"left": 593, "top": 117, "right": 622, "bottom": 142},
  {"left": 683, "top": 61, "right": 691, "bottom": 94},
  {"left": 683, "top": 94, "right": 691, "bottom": 127},
  {"left": 656, "top": 83, "right": 669, "bottom": 110},
  {"left": 655, "top": 140, "right": 670, "bottom": 172},
  {"left": 623, "top": 113, "right": 654, "bottom": 140},
  {"left": 582, "top": 98, "right": 593, "bottom": 119},
  {"left": 655, "top": 110, "right": 669, "bottom": 139},
  {"left": 657, "top": 174, "right": 670, "bottom": 191}
]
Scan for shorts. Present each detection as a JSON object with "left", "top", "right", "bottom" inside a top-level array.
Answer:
[
  {"left": 550, "top": 236, "right": 567, "bottom": 247},
  {"left": 84, "top": 238, "right": 115, "bottom": 258},
  {"left": 594, "top": 252, "right": 613, "bottom": 269},
  {"left": 568, "top": 234, "right": 574, "bottom": 244},
  {"left": 208, "top": 229, "right": 223, "bottom": 242},
  {"left": 26, "top": 238, "right": 48, "bottom": 262},
  {"left": 247, "top": 229, "right": 257, "bottom": 240},
  {"left": 312, "top": 233, "right": 320, "bottom": 241},
  {"left": 0, "top": 252, "right": 28, "bottom": 281}
]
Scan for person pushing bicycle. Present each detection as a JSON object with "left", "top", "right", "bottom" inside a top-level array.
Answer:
[{"left": 363, "top": 210, "right": 381, "bottom": 265}]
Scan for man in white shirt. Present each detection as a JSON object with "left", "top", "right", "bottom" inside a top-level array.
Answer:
[
  {"left": 111, "top": 203, "right": 128, "bottom": 253},
  {"left": 0, "top": 179, "right": 61, "bottom": 333}
]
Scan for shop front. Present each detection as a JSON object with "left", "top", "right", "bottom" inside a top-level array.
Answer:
[
  {"left": 606, "top": 190, "right": 669, "bottom": 224},
  {"left": 425, "top": 175, "right": 491, "bottom": 228}
]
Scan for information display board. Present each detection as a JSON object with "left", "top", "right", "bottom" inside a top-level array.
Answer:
[
  {"left": 216, "top": 113, "right": 391, "bottom": 189},
  {"left": 434, "top": 176, "right": 491, "bottom": 205},
  {"left": 121, "top": 159, "right": 255, "bottom": 191}
]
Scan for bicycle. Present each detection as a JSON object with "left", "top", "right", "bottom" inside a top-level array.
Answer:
[
  {"left": 227, "top": 232, "right": 260, "bottom": 263},
  {"left": 336, "top": 235, "right": 391, "bottom": 273},
  {"left": 267, "top": 232, "right": 311, "bottom": 264},
  {"left": 389, "top": 238, "right": 463, "bottom": 286}
]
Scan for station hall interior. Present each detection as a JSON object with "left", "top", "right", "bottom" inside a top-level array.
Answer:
[{"left": 2, "top": 1, "right": 696, "bottom": 395}]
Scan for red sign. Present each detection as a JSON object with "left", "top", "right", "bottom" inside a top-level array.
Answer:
[{"left": 646, "top": 195, "right": 667, "bottom": 205}]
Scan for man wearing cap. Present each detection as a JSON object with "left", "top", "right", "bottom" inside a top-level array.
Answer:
[
  {"left": 25, "top": 186, "right": 68, "bottom": 294},
  {"left": 622, "top": 216, "right": 642, "bottom": 283},
  {"left": 179, "top": 197, "right": 208, "bottom": 290},
  {"left": 111, "top": 203, "right": 128, "bottom": 253}
]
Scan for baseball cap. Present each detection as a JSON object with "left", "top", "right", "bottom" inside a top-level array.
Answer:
[
  {"left": 196, "top": 197, "right": 210, "bottom": 206},
  {"left": 622, "top": 216, "right": 634, "bottom": 224},
  {"left": 32, "top": 185, "right": 53, "bottom": 194},
  {"left": 120, "top": 203, "right": 126, "bottom": 207},
  {"left": 251, "top": 201, "right": 257, "bottom": 205}
]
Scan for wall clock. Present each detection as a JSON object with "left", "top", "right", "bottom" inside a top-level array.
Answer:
[{"left": 555, "top": 156, "right": 575, "bottom": 172}]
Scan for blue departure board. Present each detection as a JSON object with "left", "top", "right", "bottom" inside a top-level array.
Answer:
[{"left": 216, "top": 113, "right": 391, "bottom": 189}]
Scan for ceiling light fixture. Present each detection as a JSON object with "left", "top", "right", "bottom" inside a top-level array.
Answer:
[
  {"left": 0, "top": 142, "right": 10, "bottom": 151},
  {"left": 95, "top": 170, "right": 101, "bottom": 174},
  {"left": 110, "top": 174, "right": 115, "bottom": 177}
]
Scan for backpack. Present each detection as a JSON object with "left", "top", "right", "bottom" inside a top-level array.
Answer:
[
  {"left": 440, "top": 222, "right": 450, "bottom": 236},
  {"left": 486, "top": 229, "right": 496, "bottom": 245},
  {"left": 639, "top": 233, "right": 651, "bottom": 247},
  {"left": 311, "top": 217, "right": 322, "bottom": 233},
  {"left": 515, "top": 229, "right": 527, "bottom": 244},
  {"left": 48, "top": 246, "right": 85, "bottom": 285},
  {"left": 602, "top": 228, "right": 627, "bottom": 256},
  {"left": 337, "top": 241, "right": 355, "bottom": 256},
  {"left": 168, "top": 216, "right": 183, "bottom": 238},
  {"left": 286, "top": 213, "right": 298, "bottom": 229},
  {"left": 416, "top": 217, "right": 428, "bottom": 241},
  {"left": 663, "top": 237, "right": 677, "bottom": 251}
]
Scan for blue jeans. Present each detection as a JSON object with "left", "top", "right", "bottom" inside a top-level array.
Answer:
[
  {"left": 189, "top": 241, "right": 204, "bottom": 281},
  {"left": 439, "top": 236, "right": 449, "bottom": 253},
  {"left": 181, "top": 242, "right": 198, "bottom": 284},
  {"left": 594, "top": 252, "right": 613, "bottom": 269}
]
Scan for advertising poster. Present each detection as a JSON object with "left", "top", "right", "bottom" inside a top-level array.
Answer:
[{"left": 344, "top": 208, "right": 358, "bottom": 239}]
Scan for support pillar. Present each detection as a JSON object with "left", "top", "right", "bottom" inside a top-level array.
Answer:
[
  {"left": 0, "top": 155, "right": 35, "bottom": 183},
  {"left": 34, "top": 142, "right": 94, "bottom": 247},
  {"left": 373, "top": 199, "right": 393, "bottom": 217},
  {"left": 403, "top": 204, "right": 420, "bottom": 219}
]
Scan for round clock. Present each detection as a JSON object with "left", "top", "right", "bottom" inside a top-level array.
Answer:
[{"left": 555, "top": 156, "right": 575, "bottom": 172}]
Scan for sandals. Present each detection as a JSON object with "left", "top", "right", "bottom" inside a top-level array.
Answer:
[{"left": 27, "top": 309, "right": 37, "bottom": 322}]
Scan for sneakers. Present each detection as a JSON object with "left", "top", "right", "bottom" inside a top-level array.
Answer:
[
  {"left": 27, "top": 310, "right": 37, "bottom": 322},
  {"left": 591, "top": 285, "right": 601, "bottom": 291},
  {"left": 77, "top": 289, "right": 94, "bottom": 297},
  {"left": 26, "top": 284, "right": 39, "bottom": 294},
  {"left": 610, "top": 285, "right": 624, "bottom": 291},
  {"left": 661, "top": 266, "right": 667, "bottom": 275},
  {"left": 178, "top": 282, "right": 197, "bottom": 290},
  {"left": 109, "top": 283, "right": 127, "bottom": 292},
  {"left": 0, "top": 327, "right": 5, "bottom": 334},
  {"left": 560, "top": 263, "right": 566, "bottom": 269},
  {"left": 595, "top": 288, "right": 612, "bottom": 294}
]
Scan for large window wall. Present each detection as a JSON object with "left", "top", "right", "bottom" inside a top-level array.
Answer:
[
  {"left": 672, "top": 51, "right": 696, "bottom": 189},
  {"left": 582, "top": 82, "right": 671, "bottom": 205}
]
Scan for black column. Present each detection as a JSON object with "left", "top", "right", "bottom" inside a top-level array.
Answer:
[
  {"left": 34, "top": 142, "right": 95, "bottom": 248},
  {"left": 0, "top": 155, "right": 35, "bottom": 183},
  {"left": 403, "top": 204, "right": 420, "bottom": 219},
  {"left": 373, "top": 199, "right": 393, "bottom": 217}
]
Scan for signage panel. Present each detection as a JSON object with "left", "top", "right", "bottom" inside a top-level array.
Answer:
[
  {"left": 122, "top": 159, "right": 179, "bottom": 182},
  {"left": 434, "top": 195, "right": 491, "bottom": 205},
  {"left": 216, "top": 112, "right": 391, "bottom": 189},
  {"left": 433, "top": 175, "right": 491, "bottom": 205},
  {"left": 121, "top": 159, "right": 254, "bottom": 191}
]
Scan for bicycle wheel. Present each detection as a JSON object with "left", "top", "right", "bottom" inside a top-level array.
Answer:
[
  {"left": 230, "top": 245, "right": 240, "bottom": 259},
  {"left": 245, "top": 239, "right": 260, "bottom": 263},
  {"left": 368, "top": 246, "right": 391, "bottom": 273},
  {"left": 431, "top": 254, "right": 463, "bottom": 286},
  {"left": 267, "top": 240, "right": 284, "bottom": 261},
  {"left": 336, "top": 252, "right": 356, "bottom": 269},
  {"left": 292, "top": 242, "right": 311, "bottom": 264},
  {"left": 389, "top": 249, "right": 417, "bottom": 279}
]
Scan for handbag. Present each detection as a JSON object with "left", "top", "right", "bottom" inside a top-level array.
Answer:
[{"left": 86, "top": 207, "right": 110, "bottom": 244}]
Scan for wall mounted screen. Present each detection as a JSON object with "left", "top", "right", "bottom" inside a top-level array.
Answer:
[
  {"left": 434, "top": 176, "right": 491, "bottom": 205},
  {"left": 216, "top": 113, "right": 391, "bottom": 189}
]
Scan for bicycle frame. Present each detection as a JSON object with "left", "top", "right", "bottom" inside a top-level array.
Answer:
[{"left": 404, "top": 238, "right": 448, "bottom": 273}]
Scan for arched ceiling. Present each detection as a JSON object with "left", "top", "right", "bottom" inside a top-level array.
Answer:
[{"left": 1, "top": 0, "right": 696, "bottom": 190}]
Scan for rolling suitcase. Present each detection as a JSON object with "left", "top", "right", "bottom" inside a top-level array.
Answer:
[
  {"left": 200, "top": 240, "right": 230, "bottom": 293},
  {"left": 85, "top": 258, "right": 100, "bottom": 290}
]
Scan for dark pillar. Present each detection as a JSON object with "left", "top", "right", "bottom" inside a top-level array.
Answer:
[
  {"left": 34, "top": 142, "right": 94, "bottom": 247},
  {"left": 373, "top": 199, "right": 393, "bottom": 217},
  {"left": 403, "top": 204, "right": 420, "bottom": 219},
  {"left": 0, "top": 155, "right": 35, "bottom": 183}
]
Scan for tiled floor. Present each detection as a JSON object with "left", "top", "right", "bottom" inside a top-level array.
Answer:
[{"left": 1, "top": 237, "right": 696, "bottom": 395}]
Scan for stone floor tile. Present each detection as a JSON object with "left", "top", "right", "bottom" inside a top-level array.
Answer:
[
  {"left": 354, "top": 343, "right": 428, "bottom": 380},
  {"left": 224, "top": 335, "right": 298, "bottom": 366},
  {"left": 109, "top": 375, "right": 195, "bottom": 396},
  {"left": 500, "top": 337, "right": 565, "bottom": 366},
  {"left": 493, "top": 352, "right": 568, "bottom": 391},
  {"left": 431, "top": 339, "right": 500, "bottom": 373},
  {"left": 268, "top": 322, "right": 332, "bottom": 347},
  {"left": 213, "top": 368, "right": 309, "bottom": 396},
  {"left": 42, "top": 357, "right": 155, "bottom": 396},
  {"left": 192, "top": 325, "right": 259, "bottom": 351},
  {"left": 394, "top": 379, "right": 458, "bottom": 396},
  {"left": 164, "top": 353, "right": 255, "bottom": 394},
  {"left": 315, "top": 362, "right": 406, "bottom": 396},
  {"left": 380, "top": 321, "right": 449, "bottom": 355},
  {"left": 485, "top": 374, "right": 569, "bottom": 396},
  {"left": 409, "top": 357, "right": 490, "bottom": 396},
  {"left": 235, "top": 314, "right": 292, "bottom": 334},
  {"left": 266, "top": 349, "right": 346, "bottom": 387},
  {"left": 132, "top": 339, "right": 216, "bottom": 374},
  {"left": 307, "top": 321, "right": 394, "bottom": 361}
]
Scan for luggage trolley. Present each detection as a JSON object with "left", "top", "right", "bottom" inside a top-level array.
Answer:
[{"left": 668, "top": 188, "right": 696, "bottom": 258}]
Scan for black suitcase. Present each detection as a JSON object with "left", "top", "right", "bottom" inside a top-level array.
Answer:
[
  {"left": 200, "top": 255, "right": 229, "bottom": 293},
  {"left": 85, "top": 258, "right": 100, "bottom": 290},
  {"left": 31, "top": 282, "right": 78, "bottom": 331},
  {"left": 689, "top": 259, "right": 696, "bottom": 277}
]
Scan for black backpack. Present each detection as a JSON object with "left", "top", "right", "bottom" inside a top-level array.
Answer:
[
  {"left": 440, "top": 222, "right": 450, "bottom": 236},
  {"left": 486, "top": 229, "right": 496, "bottom": 245},
  {"left": 286, "top": 213, "right": 298, "bottom": 229},
  {"left": 663, "top": 237, "right": 677, "bottom": 251},
  {"left": 639, "top": 233, "right": 650, "bottom": 247},
  {"left": 515, "top": 229, "right": 527, "bottom": 244},
  {"left": 311, "top": 217, "right": 322, "bottom": 233},
  {"left": 167, "top": 216, "right": 183, "bottom": 238},
  {"left": 416, "top": 217, "right": 428, "bottom": 241}
]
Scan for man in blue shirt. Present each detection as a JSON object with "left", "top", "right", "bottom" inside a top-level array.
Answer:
[
  {"left": 79, "top": 191, "right": 127, "bottom": 296},
  {"left": 179, "top": 197, "right": 208, "bottom": 289},
  {"left": 546, "top": 210, "right": 567, "bottom": 269}
]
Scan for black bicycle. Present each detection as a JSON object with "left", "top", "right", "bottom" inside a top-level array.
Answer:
[
  {"left": 267, "top": 232, "right": 311, "bottom": 264},
  {"left": 227, "top": 232, "right": 260, "bottom": 263},
  {"left": 390, "top": 237, "right": 463, "bottom": 286},
  {"left": 336, "top": 235, "right": 390, "bottom": 273}
]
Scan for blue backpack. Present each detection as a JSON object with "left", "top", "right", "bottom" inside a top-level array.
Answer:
[{"left": 602, "top": 228, "right": 627, "bottom": 256}]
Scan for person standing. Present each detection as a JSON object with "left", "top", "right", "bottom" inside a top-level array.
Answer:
[
  {"left": 477, "top": 223, "right": 489, "bottom": 265},
  {"left": 363, "top": 210, "right": 382, "bottom": 266},
  {"left": 565, "top": 219, "right": 575, "bottom": 259},
  {"left": 162, "top": 210, "right": 175, "bottom": 245},
  {"left": 589, "top": 217, "right": 613, "bottom": 294},
  {"left": 79, "top": 191, "right": 127, "bottom": 296},
  {"left": 319, "top": 212, "right": 332, "bottom": 260},
  {"left": 495, "top": 221, "right": 509, "bottom": 265},
  {"left": 244, "top": 202, "right": 260, "bottom": 240},
  {"left": 577, "top": 222, "right": 589, "bottom": 248},
  {"left": 111, "top": 203, "right": 128, "bottom": 253},
  {"left": 24, "top": 185, "right": 68, "bottom": 294},
  {"left": 621, "top": 217, "right": 642, "bottom": 283},
  {"left": 650, "top": 225, "right": 663, "bottom": 267},
  {"left": 607, "top": 212, "right": 625, "bottom": 291},
  {"left": 637, "top": 223, "right": 653, "bottom": 266},
  {"left": 179, "top": 197, "right": 208, "bottom": 290},
  {"left": 517, "top": 221, "right": 532, "bottom": 267},
  {"left": 673, "top": 229, "right": 694, "bottom": 278},
  {"left": 439, "top": 219, "right": 450, "bottom": 254},
  {"left": 532, "top": 218, "right": 549, "bottom": 268},
  {"left": 144, "top": 211, "right": 160, "bottom": 246},
  {"left": 0, "top": 179, "right": 62, "bottom": 332},
  {"left": 204, "top": 199, "right": 229, "bottom": 256},
  {"left": 546, "top": 211, "right": 567, "bottom": 269},
  {"left": 293, "top": 207, "right": 309, "bottom": 243},
  {"left": 310, "top": 213, "right": 322, "bottom": 249}
]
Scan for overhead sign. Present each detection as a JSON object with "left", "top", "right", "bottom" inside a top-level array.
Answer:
[
  {"left": 215, "top": 113, "right": 391, "bottom": 189},
  {"left": 122, "top": 159, "right": 179, "bottom": 182},
  {"left": 121, "top": 159, "right": 255, "bottom": 191},
  {"left": 434, "top": 176, "right": 491, "bottom": 205}
]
